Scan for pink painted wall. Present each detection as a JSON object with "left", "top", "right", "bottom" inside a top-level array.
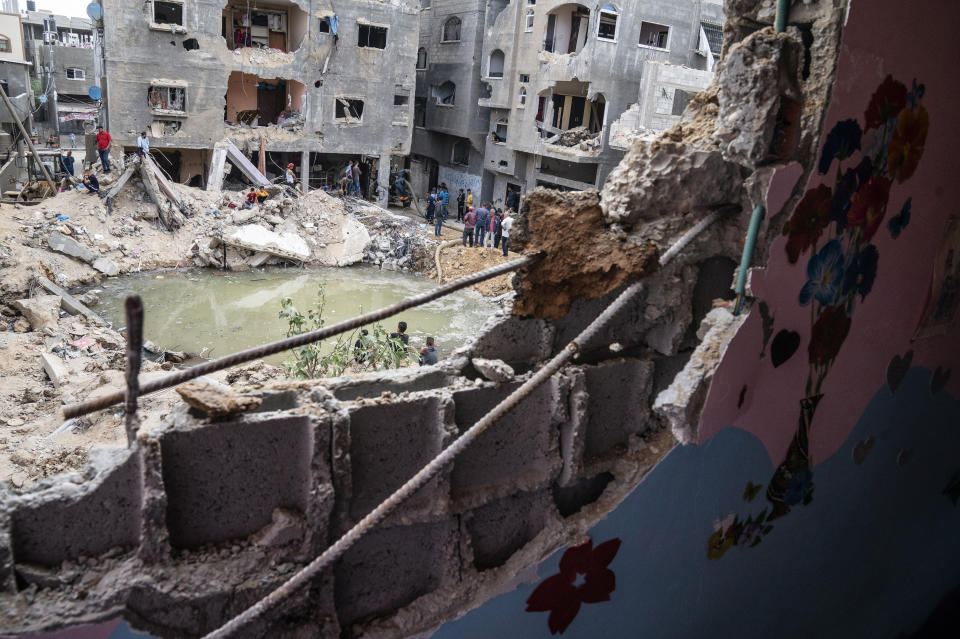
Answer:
[{"left": 699, "top": 0, "right": 960, "bottom": 467}]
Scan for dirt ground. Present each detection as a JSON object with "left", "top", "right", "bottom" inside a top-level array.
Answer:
[{"left": 438, "top": 244, "right": 516, "bottom": 297}]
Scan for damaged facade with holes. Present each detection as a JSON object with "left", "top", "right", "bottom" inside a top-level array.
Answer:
[
  {"left": 476, "top": 0, "right": 723, "bottom": 205},
  {"left": 100, "top": 0, "right": 419, "bottom": 202}
]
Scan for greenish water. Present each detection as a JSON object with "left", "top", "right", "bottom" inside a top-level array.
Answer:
[{"left": 94, "top": 266, "right": 496, "bottom": 363}]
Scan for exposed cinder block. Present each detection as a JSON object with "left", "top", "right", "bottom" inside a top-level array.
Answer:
[
  {"left": 161, "top": 415, "right": 319, "bottom": 549},
  {"left": 470, "top": 313, "right": 555, "bottom": 368},
  {"left": 465, "top": 490, "right": 556, "bottom": 571},
  {"left": 255, "top": 389, "right": 301, "bottom": 413},
  {"left": 582, "top": 358, "right": 656, "bottom": 460},
  {"left": 330, "top": 368, "right": 452, "bottom": 401},
  {"left": 0, "top": 510, "right": 14, "bottom": 592},
  {"left": 10, "top": 448, "right": 141, "bottom": 567},
  {"left": 334, "top": 520, "right": 458, "bottom": 628},
  {"left": 345, "top": 396, "right": 452, "bottom": 523},
  {"left": 552, "top": 472, "right": 615, "bottom": 518},
  {"left": 450, "top": 380, "right": 561, "bottom": 509}
]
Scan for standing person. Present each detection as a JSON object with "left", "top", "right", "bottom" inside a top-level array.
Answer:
[
  {"left": 474, "top": 202, "right": 490, "bottom": 248},
  {"left": 344, "top": 162, "right": 354, "bottom": 196},
  {"left": 95, "top": 126, "right": 111, "bottom": 173},
  {"left": 440, "top": 184, "right": 450, "bottom": 221},
  {"left": 434, "top": 193, "right": 444, "bottom": 237},
  {"left": 68, "top": 132, "right": 76, "bottom": 148},
  {"left": 352, "top": 160, "right": 362, "bottom": 199},
  {"left": 501, "top": 209, "right": 514, "bottom": 257},
  {"left": 466, "top": 188, "right": 474, "bottom": 211},
  {"left": 136, "top": 131, "right": 149, "bottom": 159},
  {"left": 506, "top": 186, "right": 520, "bottom": 212},
  {"left": 485, "top": 208, "right": 496, "bottom": 248},
  {"left": 456, "top": 188, "right": 465, "bottom": 221},
  {"left": 493, "top": 208, "right": 504, "bottom": 249},
  {"left": 463, "top": 206, "right": 476, "bottom": 246},
  {"left": 419, "top": 336, "right": 438, "bottom": 366},
  {"left": 60, "top": 150, "right": 75, "bottom": 176},
  {"left": 286, "top": 163, "right": 296, "bottom": 187},
  {"left": 425, "top": 187, "right": 436, "bottom": 222}
]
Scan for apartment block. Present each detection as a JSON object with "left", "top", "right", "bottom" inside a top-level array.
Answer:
[{"left": 101, "top": 0, "right": 420, "bottom": 198}]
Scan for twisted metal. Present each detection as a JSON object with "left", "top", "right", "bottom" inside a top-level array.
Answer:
[{"left": 62, "top": 254, "right": 540, "bottom": 420}]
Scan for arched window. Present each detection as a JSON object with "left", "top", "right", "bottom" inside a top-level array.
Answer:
[
  {"left": 518, "top": 87, "right": 527, "bottom": 107},
  {"left": 488, "top": 49, "right": 505, "bottom": 78},
  {"left": 0, "top": 35, "right": 10, "bottom": 53},
  {"left": 524, "top": 8, "right": 535, "bottom": 31},
  {"left": 598, "top": 5, "right": 618, "bottom": 40},
  {"left": 416, "top": 47, "right": 427, "bottom": 69},
  {"left": 442, "top": 17, "right": 461, "bottom": 42}
]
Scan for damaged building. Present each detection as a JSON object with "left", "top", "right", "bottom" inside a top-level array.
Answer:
[
  {"left": 100, "top": 0, "right": 420, "bottom": 202},
  {"left": 477, "top": 0, "right": 723, "bottom": 204}
]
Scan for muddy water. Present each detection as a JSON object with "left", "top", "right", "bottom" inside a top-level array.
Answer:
[{"left": 94, "top": 266, "right": 497, "bottom": 363}]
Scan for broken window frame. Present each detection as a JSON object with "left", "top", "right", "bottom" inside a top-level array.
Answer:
[
  {"left": 451, "top": 139, "right": 470, "bottom": 166},
  {"left": 0, "top": 35, "right": 10, "bottom": 53},
  {"left": 441, "top": 17, "right": 461, "bottom": 43},
  {"left": 518, "top": 87, "right": 527, "bottom": 107},
  {"left": 152, "top": 0, "right": 185, "bottom": 29},
  {"left": 597, "top": 5, "right": 618, "bottom": 42},
  {"left": 334, "top": 97, "right": 364, "bottom": 123},
  {"left": 65, "top": 67, "right": 85, "bottom": 80},
  {"left": 148, "top": 85, "right": 187, "bottom": 115},
  {"left": 357, "top": 23, "right": 388, "bottom": 49},
  {"left": 638, "top": 20, "right": 671, "bottom": 50},
  {"left": 416, "top": 47, "right": 427, "bottom": 70},
  {"left": 431, "top": 81, "right": 456, "bottom": 107},
  {"left": 524, "top": 9, "right": 535, "bottom": 32}
]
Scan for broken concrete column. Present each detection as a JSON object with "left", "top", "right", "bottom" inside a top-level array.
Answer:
[{"left": 377, "top": 152, "right": 391, "bottom": 209}]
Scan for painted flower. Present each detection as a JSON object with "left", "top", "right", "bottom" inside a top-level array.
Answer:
[
  {"left": 799, "top": 240, "right": 845, "bottom": 306},
  {"left": 887, "top": 105, "right": 929, "bottom": 183},
  {"left": 737, "top": 522, "right": 762, "bottom": 547},
  {"left": 818, "top": 119, "right": 862, "bottom": 174},
  {"left": 847, "top": 176, "right": 891, "bottom": 241},
  {"left": 784, "top": 469, "right": 814, "bottom": 506},
  {"left": 863, "top": 75, "right": 908, "bottom": 131},
  {"left": 526, "top": 538, "right": 621, "bottom": 634},
  {"left": 784, "top": 184, "right": 833, "bottom": 263},
  {"left": 843, "top": 244, "right": 879, "bottom": 301},
  {"left": 707, "top": 527, "right": 736, "bottom": 560},
  {"left": 888, "top": 197, "right": 912, "bottom": 238},
  {"left": 808, "top": 305, "right": 851, "bottom": 366}
]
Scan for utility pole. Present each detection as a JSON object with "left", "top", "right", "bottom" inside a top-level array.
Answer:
[{"left": 0, "top": 82, "right": 57, "bottom": 194}]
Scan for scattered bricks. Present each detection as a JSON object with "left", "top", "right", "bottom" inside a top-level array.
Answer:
[
  {"left": 581, "top": 358, "right": 656, "bottom": 461},
  {"left": 465, "top": 490, "right": 556, "bottom": 571},
  {"left": 160, "top": 414, "right": 317, "bottom": 549},
  {"left": 9, "top": 449, "right": 140, "bottom": 567},
  {"left": 334, "top": 520, "right": 459, "bottom": 628},
  {"left": 450, "top": 380, "right": 561, "bottom": 510},
  {"left": 344, "top": 396, "right": 452, "bottom": 524},
  {"left": 469, "top": 313, "right": 555, "bottom": 369}
]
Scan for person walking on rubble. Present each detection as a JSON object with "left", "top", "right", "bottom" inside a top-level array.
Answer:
[
  {"left": 95, "top": 125, "right": 112, "bottom": 173},
  {"left": 463, "top": 206, "right": 476, "bottom": 247},
  {"left": 136, "top": 131, "right": 149, "bottom": 160}
]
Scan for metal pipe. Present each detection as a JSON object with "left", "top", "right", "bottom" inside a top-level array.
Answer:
[
  {"left": 734, "top": 205, "right": 765, "bottom": 315},
  {"left": 775, "top": 0, "right": 790, "bottom": 32},
  {"left": 124, "top": 296, "right": 143, "bottom": 445}
]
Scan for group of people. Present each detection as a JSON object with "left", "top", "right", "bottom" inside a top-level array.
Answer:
[
  {"left": 462, "top": 203, "right": 514, "bottom": 257},
  {"left": 353, "top": 321, "right": 439, "bottom": 367},
  {"left": 339, "top": 160, "right": 364, "bottom": 197}
]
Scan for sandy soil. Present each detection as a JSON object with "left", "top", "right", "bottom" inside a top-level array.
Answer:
[{"left": 438, "top": 245, "right": 516, "bottom": 297}]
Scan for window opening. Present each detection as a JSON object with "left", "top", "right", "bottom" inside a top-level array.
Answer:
[
  {"left": 358, "top": 24, "right": 387, "bottom": 49},
  {"left": 519, "top": 74, "right": 530, "bottom": 83},
  {"left": 318, "top": 19, "right": 330, "bottom": 33},
  {"left": 544, "top": 5, "right": 589, "bottom": 54},
  {"left": 525, "top": 9, "right": 535, "bottom": 31},
  {"left": 335, "top": 98, "right": 364, "bottom": 121},
  {"left": 432, "top": 81, "right": 456, "bottom": 105},
  {"left": 394, "top": 95, "right": 409, "bottom": 106},
  {"left": 452, "top": 139, "right": 470, "bottom": 165},
  {"left": 149, "top": 85, "right": 186, "bottom": 113},
  {"left": 488, "top": 50, "right": 505, "bottom": 78},
  {"left": 639, "top": 21, "right": 669, "bottom": 49},
  {"left": 182, "top": 38, "right": 199, "bottom": 50},
  {"left": 493, "top": 118, "right": 508, "bottom": 143},
  {"left": 416, "top": 47, "right": 427, "bottom": 69},
  {"left": 0, "top": 36, "right": 10, "bottom": 53},
  {"left": 154, "top": 1, "right": 184, "bottom": 27},
  {"left": 671, "top": 89, "right": 692, "bottom": 116},
  {"left": 700, "top": 22, "right": 722, "bottom": 56},
  {"left": 414, "top": 97, "right": 426, "bottom": 127},
  {"left": 65, "top": 68, "right": 86, "bottom": 80},
  {"left": 518, "top": 87, "right": 527, "bottom": 106},
  {"left": 597, "top": 5, "right": 618, "bottom": 41},
  {"left": 442, "top": 17, "right": 461, "bottom": 42}
]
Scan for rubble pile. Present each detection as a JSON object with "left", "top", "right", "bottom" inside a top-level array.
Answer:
[
  {"left": 346, "top": 199, "right": 438, "bottom": 273},
  {"left": 552, "top": 126, "right": 601, "bottom": 151}
]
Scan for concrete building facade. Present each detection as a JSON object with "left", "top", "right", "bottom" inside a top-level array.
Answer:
[
  {"left": 409, "top": 0, "right": 491, "bottom": 202},
  {"left": 0, "top": 10, "right": 35, "bottom": 186},
  {"left": 478, "top": 0, "right": 723, "bottom": 205},
  {"left": 101, "top": 0, "right": 420, "bottom": 198},
  {"left": 19, "top": 9, "right": 98, "bottom": 137}
]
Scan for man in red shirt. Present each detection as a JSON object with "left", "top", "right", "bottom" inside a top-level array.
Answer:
[{"left": 95, "top": 126, "right": 112, "bottom": 173}]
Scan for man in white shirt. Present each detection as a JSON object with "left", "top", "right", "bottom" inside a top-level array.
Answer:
[
  {"left": 500, "top": 210, "right": 514, "bottom": 257},
  {"left": 136, "top": 132, "right": 149, "bottom": 159}
]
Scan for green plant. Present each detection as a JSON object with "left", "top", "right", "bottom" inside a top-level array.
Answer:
[{"left": 279, "top": 285, "right": 417, "bottom": 379}]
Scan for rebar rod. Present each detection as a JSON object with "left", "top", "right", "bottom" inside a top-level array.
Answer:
[
  {"left": 62, "top": 254, "right": 540, "bottom": 419},
  {"left": 123, "top": 296, "right": 143, "bottom": 445}
]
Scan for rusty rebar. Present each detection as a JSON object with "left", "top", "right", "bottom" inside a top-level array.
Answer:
[
  {"left": 203, "top": 279, "right": 646, "bottom": 639},
  {"left": 62, "top": 254, "right": 541, "bottom": 420},
  {"left": 124, "top": 295, "right": 143, "bottom": 445}
]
